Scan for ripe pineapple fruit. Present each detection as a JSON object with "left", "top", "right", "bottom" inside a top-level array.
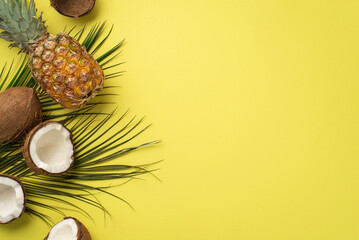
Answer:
[{"left": 0, "top": 0, "right": 104, "bottom": 109}]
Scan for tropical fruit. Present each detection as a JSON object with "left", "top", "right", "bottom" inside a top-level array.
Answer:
[
  {"left": 22, "top": 121, "right": 75, "bottom": 176},
  {"left": 50, "top": 0, "right": 96, "bottom": 18},
  {"left": 0, "top": 87, "right": 42, "bottom": 143},
  {"left": 0, "top": 174, "right": 26, "bottom": 224},
  {"left": 0, "top": 0, "right": 104, "bottom": 109},
  {"left": 44, "top": 217, "right": 92, "bottom": 240}
]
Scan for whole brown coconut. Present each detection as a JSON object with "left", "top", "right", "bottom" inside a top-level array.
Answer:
[
  {"left": 50, "top": 0, "right": 96, "bottom": 18},
  {"left": 44, "top": 217, "right": 92, "bottom": 240},
  {"left": 0, "top": 87, "right": 42, "bottom": 143}
]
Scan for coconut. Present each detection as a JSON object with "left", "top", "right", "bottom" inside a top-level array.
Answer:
[
  {"left": 22, "top": 121, "right": 75, "bottom": 176},
  {"left": 44, "top": 217, "right": 92, "bottom": 240},
  {"left": 0, "top": 87, "right": 42, "bottom": 143},
  {"left": 0, "top": 174, "right": 26, "bottom": 224},
  {"left": 50, "top": 0, "right": 96, "bottom": 18}
]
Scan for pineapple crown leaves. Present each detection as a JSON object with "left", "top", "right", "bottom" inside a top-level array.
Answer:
[{"left": 0, "top": 0, "right": 47, "bottom": 51}]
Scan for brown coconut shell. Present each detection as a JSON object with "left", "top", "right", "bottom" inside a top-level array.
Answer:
[
  {"left": 50, "top": 0, "right": 96, "bottom": 18},
  {"left": 0, "top": 87, "right": 42, "bottom": 143},
  {"left": 0, "top": 174, "right": 27, "bottom": 224},
  {"left": 44, "top": 217, "right": 92, "bottom": 240},
  {"left": 22, "top": 121, "right": 75, "bottom": 176}
]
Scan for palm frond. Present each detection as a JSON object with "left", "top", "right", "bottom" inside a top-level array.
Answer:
[{"left": 0, "top": 22, "right": 160, "bottom": 224}]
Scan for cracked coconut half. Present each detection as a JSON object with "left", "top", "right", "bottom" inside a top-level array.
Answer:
[
  {"left": 0, "top": 174, "right": 26, "bottom": 224},
  {"left": 22, "top": 121, "right": 75, "bottom": 176},
  {"left": 44, "top": 217, "right": 92, "bottom": 240}
]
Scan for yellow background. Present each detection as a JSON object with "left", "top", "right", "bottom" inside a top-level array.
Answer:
[{"left": 1, "top": 0, "right": 359, "bottom": 239}]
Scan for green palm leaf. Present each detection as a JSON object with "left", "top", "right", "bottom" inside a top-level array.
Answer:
[{"left": 0, "top": 22, "right": 160, "bottom": 225}]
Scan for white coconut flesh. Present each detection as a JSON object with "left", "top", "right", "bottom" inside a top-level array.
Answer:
[
  {"left": 29, "top": 123, "right": 74, "bottom": 173},
  {"left": 0, "top": 176, "right": 25, "bottom": 223},
  {"left": 48, "top": 218, "right": 79, "bottom": 240}
]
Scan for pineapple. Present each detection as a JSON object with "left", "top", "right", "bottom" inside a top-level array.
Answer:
[{"left": 0, "top": 0, "right": 104, "bottom": 109}]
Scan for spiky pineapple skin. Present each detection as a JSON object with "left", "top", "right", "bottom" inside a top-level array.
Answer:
[{"left": 29, "top": 33, "right": 104, "bottom": 109}]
